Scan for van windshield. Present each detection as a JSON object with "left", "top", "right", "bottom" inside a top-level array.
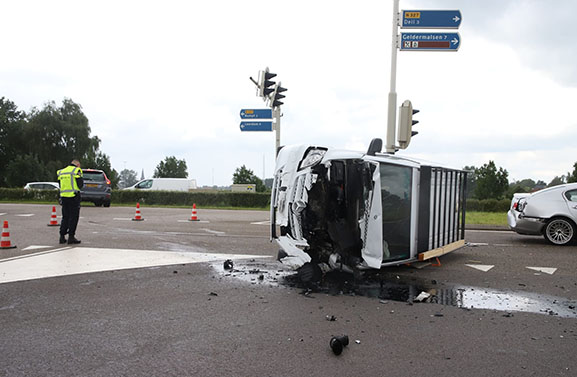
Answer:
[{"left": 380, "top": 163, "right": 412, "bottom": 261}]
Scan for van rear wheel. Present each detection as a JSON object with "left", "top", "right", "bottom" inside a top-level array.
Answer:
[{"left": 543, "top": 218, "right": 575, "bottom": 245}]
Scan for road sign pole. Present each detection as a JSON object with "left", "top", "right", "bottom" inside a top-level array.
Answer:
[
  {"left": 273, "top": 107, "right": 281, "bottom": 156},
  {"left": 386, "top": 0, "right": 399, "bottom": 154}
]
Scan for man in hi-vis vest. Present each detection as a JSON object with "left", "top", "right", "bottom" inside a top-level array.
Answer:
[{"left": 57, "top": 159, "right": 84, "bottom": 244}]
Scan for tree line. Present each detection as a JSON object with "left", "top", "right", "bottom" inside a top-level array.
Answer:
[
  {"left": 0, "top": 97, "right": 190, "bottom": 189},
  {"left": 2, "top": 96, "right": 576, "bottom": 196},
  {"left": 465, "top": 160, "right": 577, "bottom": 200}
]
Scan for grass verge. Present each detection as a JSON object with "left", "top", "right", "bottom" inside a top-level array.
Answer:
[{"left": 466, "top": 211, "right": 507, "bottom": 226}]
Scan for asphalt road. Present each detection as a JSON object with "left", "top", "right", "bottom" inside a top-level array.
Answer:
[{"left": 1, "top": 203, "right": 576, "bottom": 377}]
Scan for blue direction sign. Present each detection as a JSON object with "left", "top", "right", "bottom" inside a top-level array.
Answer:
[
  {"left": 239, "top": 121, "right": 273, "bottom": 132},
  {"left": 401, "top": 10, "right": 462, "bottom": 29},
  {"left": 400, "top": 32, "right": 460, "bottom": 51},
  {"left": 239, "top": 109, "right": 272, "bottom": 119}
]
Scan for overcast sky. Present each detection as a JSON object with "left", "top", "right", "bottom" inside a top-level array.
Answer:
[{"left": 2, "top": 0, "right": 576, "bottom": 186}]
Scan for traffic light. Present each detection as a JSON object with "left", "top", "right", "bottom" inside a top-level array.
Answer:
[
  {"left": 397, "top": 100, "right": 419, "bottom": 149},
  {"left": 257, "top": 68, "right": 277, "bottom": 98},
  {"left": 270, "top": 83, "right": 287, "bottom": 108}
]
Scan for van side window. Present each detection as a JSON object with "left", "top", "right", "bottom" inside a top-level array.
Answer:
[
  {"left": 565, "top": 190, "right": 577, "bottom": 202},
  {"left": 137, "top": 179, "right": 153, "bottom": 189}
]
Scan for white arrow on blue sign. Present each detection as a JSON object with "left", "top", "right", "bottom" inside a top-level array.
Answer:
[
  {"left": 239, "top": 109, "right": 272, "bottom": 119},
  {"left": 400, "top": 32, "right": 460, "bottom": 51},
  {"left": 401, "top": 10, "right": 461, "bottom": 29},
  {"left": 240, "top": 121, "right": 273, "bottom": 132}
]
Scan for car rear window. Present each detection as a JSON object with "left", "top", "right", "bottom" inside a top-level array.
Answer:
[
  {"left": 565, "top": 190, "right": 577, "bottom": 202},
  {"left": 83, "top": 172, "right": 105, "bottom": 182}
]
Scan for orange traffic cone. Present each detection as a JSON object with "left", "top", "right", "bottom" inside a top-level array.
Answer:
[
  {"left": 132, "top": 203, "right": 144, "bottom": 221},
  {"left": 1, "top": 220, "right": 17, "bottom": 249},
  {"left": 47, "top": 206, "right": 59, "bottom": 226},
  {"left": 189, "top": 203, "right": 199, "bottom": 221}
]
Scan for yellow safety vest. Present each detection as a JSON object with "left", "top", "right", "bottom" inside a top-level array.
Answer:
[{"left": 57, "top": 165, "right": 83, "bottom": 197}]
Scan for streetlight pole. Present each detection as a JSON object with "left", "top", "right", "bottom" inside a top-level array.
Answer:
[{"left": 385, "top": 0, "right": 400, "bottom": 154}]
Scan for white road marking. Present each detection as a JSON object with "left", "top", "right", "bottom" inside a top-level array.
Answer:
[
  {"left": 465, "top": 264, "right": 495, "bottom": 272},
  {"left": 113, "top": 218, "right": 134, "bottom": 221},
  {"left": 0, "top": 247, "right": 269, "bottom": 284},
  {"left": 251, "top": 221, "right": 271, "bottom": 225},
  {"left": 22, "top": 245, "right": 52, "bottom": 251},
  {"left": 0, "top": 213, "right": 7, "bottom": 216},
  {"left": 526, "top": 267, "right": 557, "bottom": 275},
  {"left": 177, "top": 220, "right": 210, "bottom": 223},
  {"left": 15, "top": 214, "right": 35, "bottom": 217},
  {"left": 201, "top": 228, "right": 225, "bottom": 235}
]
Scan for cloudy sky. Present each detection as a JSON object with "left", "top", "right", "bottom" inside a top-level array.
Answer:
[{"left": 2, "top": 0, "right": 576, "bottom": 186}]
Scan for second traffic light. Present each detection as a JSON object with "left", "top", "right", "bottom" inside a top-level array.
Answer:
[
  {"left": 270, "top": 83, "right": 287, "bottom": 108},
  {"left": 397, "top": 100, "right": 419, "bottom": 150}
]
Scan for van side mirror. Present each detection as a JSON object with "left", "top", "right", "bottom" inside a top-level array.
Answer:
[{"left": 367, "top": 138, "right": 382, "bottom": 156}]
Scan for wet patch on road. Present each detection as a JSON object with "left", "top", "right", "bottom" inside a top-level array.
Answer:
[{"left": 215, "top": 261, "right": 577, "bottom": 318}]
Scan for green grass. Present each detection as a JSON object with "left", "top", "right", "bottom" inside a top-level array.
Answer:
[{"left": 466, "top": 211, "right": 508, "bottom": 226}]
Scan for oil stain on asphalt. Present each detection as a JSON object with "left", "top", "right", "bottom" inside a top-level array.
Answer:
[{"left": 214, "top": 261, "right": 577, "bottom": 318}]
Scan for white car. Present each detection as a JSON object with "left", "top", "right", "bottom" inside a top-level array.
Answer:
[
  {"left": 508, "top": 183, "right": 577, "bottom": 245},
  {"left": 24, "top": 182, "right": 59, "bottom": 190}
]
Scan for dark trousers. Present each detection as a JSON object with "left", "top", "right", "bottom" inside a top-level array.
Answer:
[{"left": 60, "top": 196, "right": 81, "bottom": 238}]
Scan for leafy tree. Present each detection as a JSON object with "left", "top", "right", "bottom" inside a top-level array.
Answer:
[
  {"left": 474, "top": 161, "right": 509, "bottom": 200},
  {"left": 154, "top": 156, "right": 188, "bottom": 178},
  {"left": 5, "top": 155, "right": 46, "bottom": 187},
  {"left": 548, "top": 175, "right": 566, "bottom": 187},
  {"left": 118, "top": 169, "right": 138, "bottom": 188},
  {"left": 568, "top": 162, "right": 577, "bottom": 183},
  {"left": 25, "top": 99, "right": 98, "bottom": 166},
  {"left": 233, "top": 165, "right": 265, "bottom": 192},
  {"left": 0, "top": 97, "right": 26, "bottom": 186}
]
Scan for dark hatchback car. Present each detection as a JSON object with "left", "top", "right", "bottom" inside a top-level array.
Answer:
[{"left": 81, "top": 169, "right": 112, "bottom": 207}]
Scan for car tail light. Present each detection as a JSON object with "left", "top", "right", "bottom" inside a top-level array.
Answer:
[{"left": 513, "top": 202, "right": 518, "bottom": 210}]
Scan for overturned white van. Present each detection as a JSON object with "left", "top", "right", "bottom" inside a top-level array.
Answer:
[{"left": 270, "top": 139, "right": 467, "bottom": 274}]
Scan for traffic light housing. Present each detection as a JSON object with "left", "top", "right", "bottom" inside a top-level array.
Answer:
[
  {"left": 397, "top": 100, "right": 419, "bottom": 149},
  {"left": 257, "top": 68, "right": 277, "bottom": 98},
  {"left": 270, "top": 83, "right": 287, "bottom": 108}
]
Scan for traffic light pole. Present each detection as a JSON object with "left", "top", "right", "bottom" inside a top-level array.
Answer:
[
  {"left": 385, "top": 0, "right": 400, "bottom": 154},
  {"left": 273, "top": 107, "right": 281, "bottom": 156}
]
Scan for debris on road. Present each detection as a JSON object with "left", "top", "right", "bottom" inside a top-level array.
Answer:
[
  {"left": 414, "top": 291, "right": 431, "bottom": 302},
  {"left": 330, "top": 335, "right": 349, "bottom": 355},
  {"left": 223, "top": 259, "right": 234, "bottom": 270}
]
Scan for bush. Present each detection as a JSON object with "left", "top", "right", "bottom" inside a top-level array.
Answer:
[
  {"left": 0, "top": 188, "right": 59, "bottom": 202},
  {"left": 0, "top": 188, "right": 270, "bottom": 208},
  {"left": 466, "top": 198, "right": 509, "bottom": 212}
]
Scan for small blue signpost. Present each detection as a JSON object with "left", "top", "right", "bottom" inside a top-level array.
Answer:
[
  {"left": 239, "top": 109, "right": 273, "bottom": 119},
  {"left": 401, "top": 10, "right": 461, "bottom": 29},
  {"left": 239, "top": 121, "right": 273, "bottom": 132},
  {"left": 400, "top": 32, "right": 460, "bottom": 51}
]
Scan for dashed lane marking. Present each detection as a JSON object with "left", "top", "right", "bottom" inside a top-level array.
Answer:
[
  {"left": 251, "top": 221, "right": 271, "bottom": 225},
  {"left": 465, "top": 264, "right": 495, "bottom": 272},
  {"left": 0, "top": 247, "right": 269, "bottom": 284},
  {"left": 527, "top": 266, "right": 557, "bottom": 275}
]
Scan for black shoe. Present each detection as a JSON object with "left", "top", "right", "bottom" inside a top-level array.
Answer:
[
  {"left": 68, "top": 237, "right": 81, "bottom": 245},
  {"left": 59, "top": 236, "right": 67, "bottom": 244}
]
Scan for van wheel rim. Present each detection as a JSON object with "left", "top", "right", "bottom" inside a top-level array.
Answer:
[{"left": 546, "top": 220, "right": 573, "bottom": 245}]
